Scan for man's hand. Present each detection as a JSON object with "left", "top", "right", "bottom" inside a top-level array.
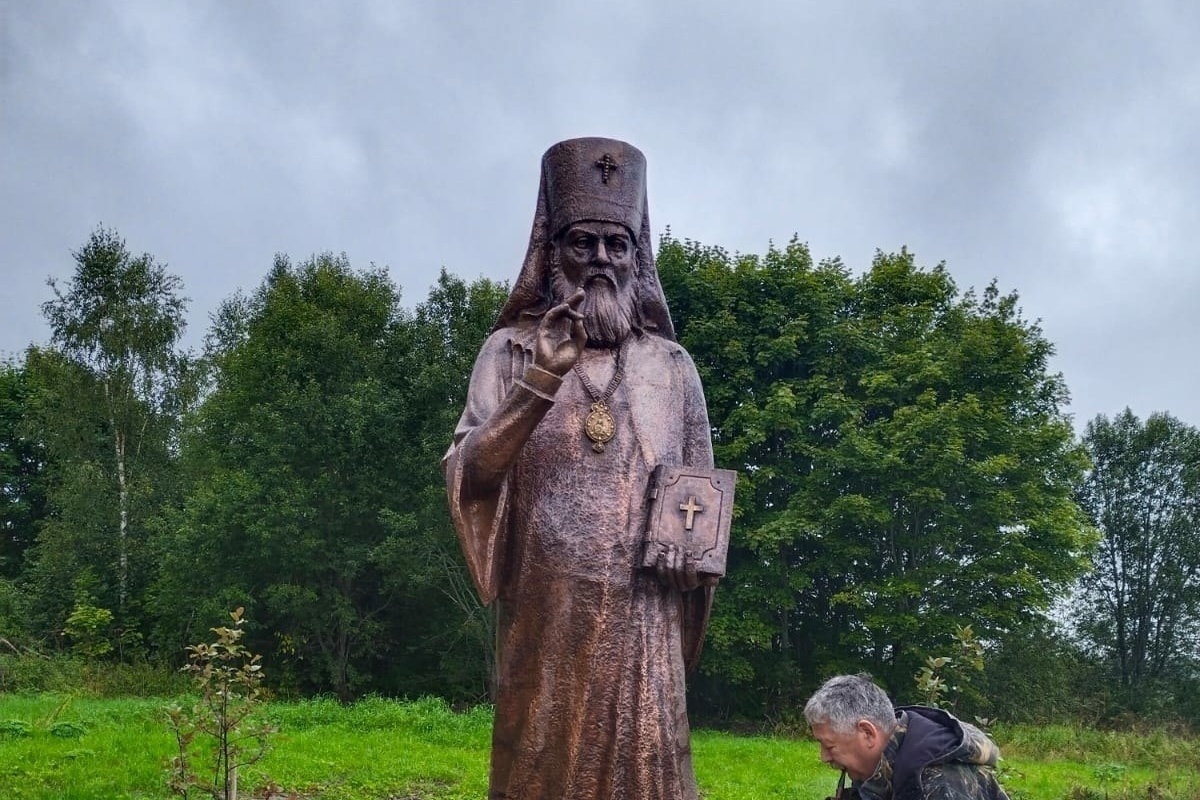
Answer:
[
  {"left": 534, "top": 288, "right": 587, "bottom": 377},
  {"left": 655, "top": 544, "right": 718, "bottom": 593}
]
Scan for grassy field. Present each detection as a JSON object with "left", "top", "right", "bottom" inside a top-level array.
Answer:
[{"left": 0, "top": 694, "right": 1197, "bottom": 799}]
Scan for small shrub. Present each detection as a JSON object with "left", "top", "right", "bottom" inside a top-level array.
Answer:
[
  {"left": 63, "top": 748, "right": 97, "bottom": 760},
  {"left": 1094, "top": 762, "right": 1129, "bottom": 785},
  {"left": 49, "top": 720, "right": 88, "bottom": 738},
  {"left": 0, "top": 718, "right": 32, "bottom": 738},
  {"left": 914, "top": 624, "right": 985, "bottom": 711},
  {"left": 64, "top": 602, "right": 114, "bottom": 658},
  {"left": 166, "top": 607, "right": 274, "bottom": 800}
]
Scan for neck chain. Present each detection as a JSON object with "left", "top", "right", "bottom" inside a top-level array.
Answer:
[{"left": 573, "top": 341, "right": 626, "bottom": 453}]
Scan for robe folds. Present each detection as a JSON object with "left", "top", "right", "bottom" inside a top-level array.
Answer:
[{"left": 444, "top": 325, "right": 715, "bottom": 800}]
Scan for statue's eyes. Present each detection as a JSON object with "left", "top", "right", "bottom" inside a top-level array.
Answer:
[
  {"left": 606, "top": 237, "right": 629, "bottom": 255},
  {"left": 571, "top": 234, "right": 596, "bottom": 251}
]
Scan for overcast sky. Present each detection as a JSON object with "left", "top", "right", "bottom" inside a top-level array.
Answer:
[{"left": 2, "top": 1, "right": 1197, "bottom": 431}]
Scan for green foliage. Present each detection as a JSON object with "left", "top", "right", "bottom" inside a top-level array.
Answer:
[
  {"left": 48, "top": 719, "right": 87, "bottom": 738},
  {"left": 914, "top": 624, "right": 985, "bottom": 711},
  {"left": 399, "top": 270, "right": 509, "bottom": 700},
  {"left": 0, "top": 718, "right": 32, "bottom": 737},
  {"left": 1064, "top": 785, "right": 1198, "bottom": 800},
  {"left": 165, "top": 253, "right": 410, "bottom": 698},
  {"left": 1060, "top": 755, "right": 1200, "bottom": 800},
  {"left": 0, "top": 652, "right": 191, "bottom": 696},
  {"left": 659, "top": 235, "right": 1094, "bottom": 716},
  {"left": 19, "top": 226, "right": 193, "bottom": 651},
  {"left": 167, "top": 607, "right": 274, "bottom": 800},
  {"left": 0, "top": 577, "right": 31, "bottom": 645},
  {"left": 8, "top": 224, "right": 1172, "bottom": 731},
  {"left": 0, "top": 694, "right": 181, "bottom": 796},
  {"left": 0, "top": 361, "right": 46, "bottom": 580},
  {"left": 150, "top": 256, "right": 506, "bottom": 700},
  {"left": 978, "top": 617, "right": 1110, "bottom": 725},
  {"left": 154, "top": 256, "right": 506, "bottom": 701},
  {"left": 1075, "top": 409, "right": 1200, "bottom": 720},
  {"left": 1092, "top": 761, "right": 1129, "bottom": 788},
  {"left": 63, "top": 600, "right": 114, "bottom": 658}
]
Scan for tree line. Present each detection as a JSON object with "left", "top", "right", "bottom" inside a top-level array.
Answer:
[{"left": 1, "top": 227, "right": 1198, "bottom": 726}]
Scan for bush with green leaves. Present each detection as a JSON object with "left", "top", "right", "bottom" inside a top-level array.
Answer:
[
  {"left": 63, "top": 600, "right": 114, "bottom": 658},
  {"left": 0, "top": 718, "right": 32, "bottom": 738},
  {"left": 166, "top": 607, "right": 274, "bottom": 800},
  {"left": 914, "top": 624, "right": 986, "bottom": 713}
]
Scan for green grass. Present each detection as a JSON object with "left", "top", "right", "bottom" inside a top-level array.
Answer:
[
  {"left": 0, "top": 693, "right": 1197, "bottom": 799},
  {"left": 992, "top": 722, "right": 1200, "bottom": 800},
  {"left": 0, "top": 695, "right": 177, "bottom": 799}
]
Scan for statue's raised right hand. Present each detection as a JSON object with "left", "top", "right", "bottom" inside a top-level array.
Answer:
[{"left": 534, "top": 288, "right": 587, "bottom": 377}]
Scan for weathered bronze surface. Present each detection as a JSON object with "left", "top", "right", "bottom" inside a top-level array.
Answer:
[{"left": 444, "top": 138, "right": 726, "bottom": 800}]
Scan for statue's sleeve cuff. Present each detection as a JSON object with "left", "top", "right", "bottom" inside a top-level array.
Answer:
[{"left": 516, "top": 364, "right": 562, "bottom": 400}]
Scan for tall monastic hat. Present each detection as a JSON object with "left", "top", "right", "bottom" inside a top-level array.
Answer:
[
  {"left": 492, "top": 137, "right": 675, "bottom": 340},
  {"left": 542, "top": 138, "right": 646, "bottom": 239}
]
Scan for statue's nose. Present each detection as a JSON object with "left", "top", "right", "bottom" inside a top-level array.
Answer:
[{"left": 594, "top": 240, "right": 612, "bottom": 264}]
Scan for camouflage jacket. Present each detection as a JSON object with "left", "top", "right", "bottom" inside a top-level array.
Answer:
[{"left": 847, "top": 707, "right": 1009, "bottom": 800}]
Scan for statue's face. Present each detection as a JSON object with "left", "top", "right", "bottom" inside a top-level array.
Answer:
[
  {"left": 554, "top": 222, "right": 636, "bottom": 292},
  {"left": 551, "top": 221, "right": 638, "bottom": 346}
]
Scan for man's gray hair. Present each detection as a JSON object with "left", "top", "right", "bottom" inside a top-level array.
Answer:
[{"left": 803, "top": 674, "right": 897, "bottom": 735}]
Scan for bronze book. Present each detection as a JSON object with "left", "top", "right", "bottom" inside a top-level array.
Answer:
[{"left": 641, "top": 465, "right": 736, "bottom": 577}]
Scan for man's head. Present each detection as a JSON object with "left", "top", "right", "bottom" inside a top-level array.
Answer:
[
  {"left": 550, "top": 220, "right": 637, "bottom": 346},
  {"left": 803, "top": 674, "right": 897, "bottom": 782}
]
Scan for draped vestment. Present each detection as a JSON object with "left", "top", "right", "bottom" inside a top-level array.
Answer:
[{"left": 444, "top": 325, "right": 714, "bottom": 800}]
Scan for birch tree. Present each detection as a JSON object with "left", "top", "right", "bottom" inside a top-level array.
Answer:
[{"left": 36, "top": 227, "right": 187, "bottom": 618}]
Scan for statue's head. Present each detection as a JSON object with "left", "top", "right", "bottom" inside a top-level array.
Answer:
[
  {"left": 543, "top": 139, "right": 646, "bottom": 346},
  {"left": 494, "top": 137, "right": 676, "bottom": 343}
]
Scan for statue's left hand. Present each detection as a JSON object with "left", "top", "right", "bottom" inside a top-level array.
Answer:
[{"left": 655, "top": 544, "right": 717, "bottom": 592}]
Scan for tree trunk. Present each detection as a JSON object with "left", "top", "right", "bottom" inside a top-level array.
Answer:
[
  {"left": 106, "top": 375, "right": 130, "bottom": 613},
  {"left": 115, "top": 427, "right": 129, "bottom": 611}
]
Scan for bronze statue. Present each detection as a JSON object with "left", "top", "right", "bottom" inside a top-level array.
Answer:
[{"left": 444, "top": 138, "right": 726, "bottom": 800}]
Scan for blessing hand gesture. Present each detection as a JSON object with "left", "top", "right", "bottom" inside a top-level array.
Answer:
[{"left": 534, "top": 288, "right": 587, "bottom": 377}]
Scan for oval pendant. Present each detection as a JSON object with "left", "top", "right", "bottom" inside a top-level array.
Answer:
[{"left": 584, "top": 401, "right": 616, "bottom": 452}]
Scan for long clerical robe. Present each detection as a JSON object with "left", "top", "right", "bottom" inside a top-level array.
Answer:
[{"left": 444, "top": 325, "right": 715, "bottom": 800}]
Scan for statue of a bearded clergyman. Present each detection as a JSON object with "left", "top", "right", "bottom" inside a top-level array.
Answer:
[{"left": 444, "top": 137, "right": 734, "bottom": 800}]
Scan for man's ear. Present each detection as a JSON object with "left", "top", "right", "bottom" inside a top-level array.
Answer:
[{"left": 856, "top": 719, "right": 883, "bottom": 748}]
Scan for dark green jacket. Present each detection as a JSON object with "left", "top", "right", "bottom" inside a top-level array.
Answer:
[{"left": 852, "top": 707, "right": 1009, "bottom": 800}]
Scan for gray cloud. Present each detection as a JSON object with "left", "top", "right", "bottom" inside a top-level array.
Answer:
[{"left": 2, "top": 0, "right": 1197, "bottom": 429}]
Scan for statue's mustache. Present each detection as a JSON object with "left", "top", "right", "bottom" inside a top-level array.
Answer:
[{"left": 583, "top": 271, "right": 617, "bottom": 290}]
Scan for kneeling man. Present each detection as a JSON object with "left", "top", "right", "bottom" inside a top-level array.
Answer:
[{"left": 804, "top": 674, "right": 1009, "bottom": 800}]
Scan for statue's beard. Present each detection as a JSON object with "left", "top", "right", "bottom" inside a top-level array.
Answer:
[{"left": 551, "top": 268, "right": 635, "bottom": 348}]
